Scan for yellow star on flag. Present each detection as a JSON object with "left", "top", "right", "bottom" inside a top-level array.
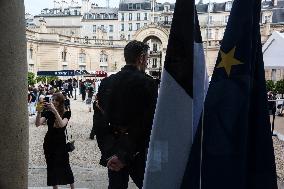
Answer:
[{"left": 217, "top": 47, "right": 243, "bottom": 76}]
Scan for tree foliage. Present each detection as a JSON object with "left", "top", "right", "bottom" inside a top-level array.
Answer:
[
  {"left": 275, "top": 79, "right": 284, "bottom": 98},
  {"left": 28, "top": 72, "right": 36, "bottom": 86},
  {"left": 266, "top": 80, "right": 275, "bottom": 92},
  {"left": 36, "top": 76, "right": 58, "bottom": 84}
]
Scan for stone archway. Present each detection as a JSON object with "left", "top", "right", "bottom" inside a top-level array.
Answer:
[
  {"left": 134, "top": 24, "right": 169, "bottom": 78},
  {"left": 134, "top": 24, "right": 170, "bottom": 50}
]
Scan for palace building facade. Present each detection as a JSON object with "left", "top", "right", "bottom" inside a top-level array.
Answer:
[{"left": 26, "top": 0, "right": 284, "bottom": 79}]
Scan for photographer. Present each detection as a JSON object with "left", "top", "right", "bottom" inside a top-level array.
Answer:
[{"left": 35, "top": 93, "right": 74, "bottom": 189}]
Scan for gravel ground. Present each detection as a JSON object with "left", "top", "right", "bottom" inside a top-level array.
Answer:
[
  {"left": 273, "top": 137, "right": 284, "bottom": 183},
  {"left": 29, "top": 96, "right": 284, "bottom": 188}
]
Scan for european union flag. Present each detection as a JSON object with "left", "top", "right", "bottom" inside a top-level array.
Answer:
[{"left": 181, "top": 0, "right": 278, "bottom": 188}]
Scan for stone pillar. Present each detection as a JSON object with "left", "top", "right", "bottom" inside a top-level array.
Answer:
[{"left": 0, "top": 0, "right": 28, "bottom": 188}]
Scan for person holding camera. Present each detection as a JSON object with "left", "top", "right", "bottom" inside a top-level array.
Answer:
[{"left": 35, "top": 93, "right": 74, "bottom": 189}]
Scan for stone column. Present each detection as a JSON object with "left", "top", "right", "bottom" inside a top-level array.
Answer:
[{"left": 0, "top": 0, "right": 28, "bottom": 188}]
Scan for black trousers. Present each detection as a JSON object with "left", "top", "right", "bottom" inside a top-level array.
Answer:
[{"left": 108, "top": 154, "right": 145, "bottom": 189}]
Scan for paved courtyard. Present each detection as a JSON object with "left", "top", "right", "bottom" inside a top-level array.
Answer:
[{"left": 28, "top": 96, "right": 284, "bottom": 188}]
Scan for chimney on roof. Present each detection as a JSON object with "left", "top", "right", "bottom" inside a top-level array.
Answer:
[{"left": 272, "top": 0, "right": 278, "bottom": 6}]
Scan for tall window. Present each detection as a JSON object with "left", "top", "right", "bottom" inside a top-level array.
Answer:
[
  {"left": 129, "top": 23, "right": 132, "bottom": 31},
  {"left": 207, "top": 29, "right": 213, "bottom": 39},
  {"left": 136, "top": 23, "right": 140, "bottom": 30},
  {"left": 129, "top": 13, "right": 132, "bottom": 21},
  {"left": 165, "top": 16, "right": 168, "bottom": 23},
  {"left": 79, "top": 53, "right": 86, "bottom": 63},
  {"left": 225, "top": 15, "right": 229, "bottom": 23},
  {"left": 136, "top": 3, "right": 141, "bottom": 9},
  {"left": 121, "top": 13, "right": 124, "bottom": 21},
  {"left": 29, "top": 48, "right": 33, "bottom": 59},
  {"left": 209, "top": 16, "right": 213, "bottom": 24},
  {"left": 144, "top": 13, "right": 147, "bottom": 20},
  {"left": 264, "top": 15, "right": 271, "bottom": 23},
  {"left": 225, "top": 2, "right": 232, "bottom": 11},
  {"left": 61, "top": 50, "right": 67, "bottom": 62},
  {"left": 152, "top": 58, "right": 157, "bottom": 68},
  {"left": 121, "top": 24, "right": 124, "bottom": 31},
  {"left": 101, "top": 25, "right": 105, "bottom": 31},
  {"left": 272, "top": 69, "right": 277, "bottom": 81},
  {"left": 128, "top": 3, "right": 133, "bottom": 10},
  {"left": 128, "top": 34, "right": 130, "bottom": 40},
  {"left": 165, "top": 5, "right": 169, "bottom": 12},
  {"left": 100, "top": 53, "right": 108, "bottom": 63},
  {"left": 153, "top": 44, "right": 157, "bottom": 52},
  {"left": 93, "top": 25, "right": 96, "bottom": 32},
  {"left": 137, "top": 13, "right": 140, "bottom": 21},
  {"left": 109, "top": 25, "right": 113, "bottom": 32}
]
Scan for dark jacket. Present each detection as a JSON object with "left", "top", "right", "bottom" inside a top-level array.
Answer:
[{"left": 96, "top": 65, "right": 158, "bottom": 166}]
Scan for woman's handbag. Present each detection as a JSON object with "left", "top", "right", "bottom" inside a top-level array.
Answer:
[{"left": 65, "top": 125, "right": 75, "bottom": 152}]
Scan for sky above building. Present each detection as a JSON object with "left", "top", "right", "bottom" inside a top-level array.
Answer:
[{"left": 24, "top": 0, "right": 227, "bottom": 15}]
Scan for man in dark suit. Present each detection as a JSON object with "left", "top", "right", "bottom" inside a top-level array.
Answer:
[{"left": 95, "top": 40, "right": 158, "bottom": 189}]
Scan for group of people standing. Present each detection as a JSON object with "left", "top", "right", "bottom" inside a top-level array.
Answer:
[{"left": 33, "top": 40, "right": 159, "bottom": 189}]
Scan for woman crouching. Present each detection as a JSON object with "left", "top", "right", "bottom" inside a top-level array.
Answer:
[{"left": 35, "top": 93, "right": 74, "bottom": 189}]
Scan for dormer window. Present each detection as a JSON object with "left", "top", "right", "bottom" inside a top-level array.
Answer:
[
  {"left": 136, "top": 3, "right": 141, "bottom": 10},
  {"left": 164, "top": 5, "right": 170, "bottom": 12},
  {"left": 128, "top": 3, "right": 133, "bottom": 10},
  {"left": 208, "top": 3, "right": 213, "bottom": 12},
  {"left": 225, "top": 2, "right": 232, "bottom": 11}
]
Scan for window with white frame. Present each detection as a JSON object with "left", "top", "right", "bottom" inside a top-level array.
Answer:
[
  {"left": 128, "top": 3, "right": 133, "bottom": 10},
  {"left": 209, "top": 16, "right": 213, "bottom": 24},
  {"left": 28, "top": 64, "right": 34, "bottom": 72},
  {"left": 136, "top": 23, "right": 140, "bottom": 30},
  {"left": 207, "top": 29, "right": 213, "bottom": 39},
  {"left": 264, "top": 15, "right": 271, "bottom": 23},
  {"left": 129, "top": 23, "right": 132, "bottom": 31},
  {"left": 100, "top": 53, "right": 108, "bottom": 63},
  {"left": 208, "top": 3, "right": 213, "bottom": 12},
  {"left": 152, "top": 58, "right": 157, "bottom": 68},
  {"left": 79, "top": 53, "right": 86, "bottom": 63},
  {"left": 225, "top": 15, "right": 229, "bottom": 23},
  {"left": 93, "top": 25, "right": 96, "bottom": 32},
  {"left": 61, "top": 50, "right": 67, "bottom": 62},
  {"left": 225, "top": 2, "right": 232, "bottom": 11},
  {"left": 121, "top": 23, "right": 124, "bottom": 31},
  {"left": 121, "top": 13, "right": 124, "bottom": 21},
  {"left": 129, "top": 13, "right": 132, "bottom": 21},
  {"left": 137, "top": 13, "right": 140, "bottom": 21},
  {"left": 165, "top": 5, "right": 170, "bottom": 12},
  {"left": 136, "top": 3, "right": 141, "bottom": 9},
  {"left": 62, "top": 65, "right": 68, "bottom": 70},
  {"left": 29, "top": 48, "right": 33, "bottom": 59},
  {"left": 144, "top": 13, "right": 147, "bottom": 20},
  {"left": 109, "top": 25, "right": 113, "bottom": 32},
  {"left": 79, "top": 65, "right": 86, "bottom": 70}
]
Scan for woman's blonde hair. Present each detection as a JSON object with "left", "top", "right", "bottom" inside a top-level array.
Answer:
[{"left": 52, "top": 93, "right": 65, "bottom": 118}]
